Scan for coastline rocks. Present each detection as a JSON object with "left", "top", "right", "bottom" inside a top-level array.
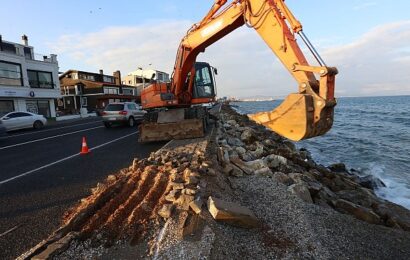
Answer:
[{"left": 217, "top": 105, "right": 410, "bottom": 231}]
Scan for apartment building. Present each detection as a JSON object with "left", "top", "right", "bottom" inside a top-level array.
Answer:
[
  {"left": 122, "top": 68, "right": 170, "bottom": 96},
  {"left": 59, "top": 69, "right": 139, "bottom": 114},
  {"left": 0, "top": 35, "right": 60, "bottom": 118}
]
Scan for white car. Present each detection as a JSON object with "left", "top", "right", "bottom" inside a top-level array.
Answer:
[{"left": 0, "top": 111, "right": 47, "bottom": 131}]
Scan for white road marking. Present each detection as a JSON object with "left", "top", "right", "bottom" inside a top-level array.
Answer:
[
  {"left": 0, "top": 126, "right": 104, "bottom": 150},
  {"left": 0, "top": 224, "right": 23, "bottom": 238},
  {"left": 4, "top": 120, "right": 102, "bottom": 138},
  {"left": 0, "top": 131, "right": 138, "bottom": 185}
]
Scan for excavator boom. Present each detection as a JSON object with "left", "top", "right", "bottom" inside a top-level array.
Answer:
[{"left": 140, "top": 0, "right": 338, "bottom": 142}]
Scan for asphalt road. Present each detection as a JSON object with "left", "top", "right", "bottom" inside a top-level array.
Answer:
[{"left": 0, "top": 117, "right": 166, "bottom": 259}]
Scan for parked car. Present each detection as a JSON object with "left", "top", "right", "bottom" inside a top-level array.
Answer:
[
  {"left": 0, "top": 111, "right": 47, "bottom": 131},
  {"left": 101, "top": 102, "right": 146, "bottom": 128},
  {"left": 0, "top": 120, "right": 7, "bottom": 137}
]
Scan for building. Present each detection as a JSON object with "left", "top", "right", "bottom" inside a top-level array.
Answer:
[
  {"left": 59, "top": 69, "right": 139, "bottom": 114},
  {"left": 0, "top": 35, "right": 61, "bottom": 118},
  {"left": 122, "top": 68, "right": 170, "bottom": 95}
]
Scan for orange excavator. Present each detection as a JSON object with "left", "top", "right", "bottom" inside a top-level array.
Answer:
[{"left": 139, "top": 0, "right": 338, "bottom": 142}]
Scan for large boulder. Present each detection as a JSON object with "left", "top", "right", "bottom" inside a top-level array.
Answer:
[
  {"left": 263, "top": 154, "right": 287, "bottom": 169},
  {"left": 240, "top": 128, "right": 258, "bottom": 143},
  {"left": 334, "top": 199, "right": 381, "bottom": 225},
  {"left": 372, "top": 202, "right": 410, "bottom": 231},
  {"left": 328, "top": 163, "right": 348, "bottom": 173},
  {"left": 250, "top": 142, "right": 264, "bottom": 158},
  {"left": 358, "top": 175, "right": 386, "bottom": 190},
  {"left": 273, "top": 172, "right": 294, "bottom": 186},
  {"left": 288, "top": 183, "right": 313, "bottom": 203},
  {"left": 207, "top": 196, "right": 259, "bottom": 228},
  {"left": 227, "top": 137, "right": 244, "bottom": 147},
  {"left": 335, "top": 188, "right": 378, "bottom": 208}
]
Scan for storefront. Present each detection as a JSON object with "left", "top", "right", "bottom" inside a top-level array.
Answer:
[
  {"left": 0, "top": 99, "right": 14, "bottom": 115},
  {"left": 26, "top": 99, "right": 52, "bottom": 118}
]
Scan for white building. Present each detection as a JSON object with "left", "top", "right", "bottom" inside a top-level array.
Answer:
[
  {"left": 122, "top": 68, "right": 170, "bottom": 96},
  {"left": 0, "top": 35, "right": 60, "bottom": 118}
]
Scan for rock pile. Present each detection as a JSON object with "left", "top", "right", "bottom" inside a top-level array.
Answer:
[{"left": 216, "top": 105, "right": 410, "bottom": 231}]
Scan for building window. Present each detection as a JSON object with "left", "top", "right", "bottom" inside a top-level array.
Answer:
[
  {"left": 104, "top": 87, "right": 119, "bottom": 94},
  {"left": 81, "top": 97, "right": 87, "bottom": 106},
  {"left": 0, "top": 100, "right": 14, "bottom": 116},
  {"left": 122, "top": 88, "right": 134, "bottom": 95},
  {"left": 72, "top": 73, "right": 78, "bottom": 79},
  {"left": 79, "top": 74, "right": 95, "bottom": 81},
  {"left": 28, "top": 70, "right": 54, "bottom": 89},
  {"left": 103, "top": 76, "right": 114, "bottom": 83},
  {"left": 0, "top": 61, "right": 22, "bottom": 86}
]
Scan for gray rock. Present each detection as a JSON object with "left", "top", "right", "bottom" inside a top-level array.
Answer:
[
  {"left": 283, "top": 140, "right": 297, "bottom": 152},
  {"left": 273, "top": 172, "right": 294, "bottom": 186},
  {"left": 358, "top": 175, "right": 386, "bottom": 190},
  {"left": 254, "top": 167, "right": 274, "bottom": 177},
  {"left": 373, "top": 202, "right": 410, "bottom": 231},
  {"left": 226, "top": 120, "right": 237, "bottom": 126},
  {"left": 227, "top": 137, "right": 245, "bottom": 147},
  {"left": 235, "top": 146, "right": 247, "bottom": 155},
  {"left": 335, "top": 199, "right": 381, "bottom": 225},
  {"left": 264, "top": 154, "right": 288, "bottom": 169},
  {"left": 336, "top": 188, "right": 378, "bottom": 208},
  {"left": 250, "top": 142, "right": 264, "bottom": 158},
  {"left": 241, "top": 128, "right": 258, "bottom": 143},
  {"left": 328, "top": 163, "right": 348, "bottom": 173},
  {"left": 288, "top": 183, "right": 313, "bottom": 203}
]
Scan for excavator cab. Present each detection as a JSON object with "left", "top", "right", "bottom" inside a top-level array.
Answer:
[{"left": 191, "top": 62, "right": 216, "bottom": 103}]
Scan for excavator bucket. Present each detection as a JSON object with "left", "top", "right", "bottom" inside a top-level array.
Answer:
[{"left": 248, "top": 93, "right": 334, "bottom": 141}]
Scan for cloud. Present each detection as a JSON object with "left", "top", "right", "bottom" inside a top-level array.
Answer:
[
  {"left": 322, "top": 20, "right": 410, "bottom": 96},
  {"left": 353, "top": 2, "right": 377, "bottom": 11},
  {"left": 51, "top": 20, "right": 410, "bottom": 98}
]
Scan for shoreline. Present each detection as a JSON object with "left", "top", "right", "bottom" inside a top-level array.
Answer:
[{"left": 20, "top": 103, "right": 410, "bottom": 259}]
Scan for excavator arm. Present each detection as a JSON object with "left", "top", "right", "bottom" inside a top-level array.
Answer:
[{"left": 142, "top": 0, "right": 338, "bottom": 141}]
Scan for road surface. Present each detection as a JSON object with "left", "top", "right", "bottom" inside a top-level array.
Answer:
[{"left": 0, "top": 118, "right": 166, "bottom": 259}]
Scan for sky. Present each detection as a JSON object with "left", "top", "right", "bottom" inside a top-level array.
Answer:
[{"left": 1, "top": 0, "right": 410, "bottom": 98}]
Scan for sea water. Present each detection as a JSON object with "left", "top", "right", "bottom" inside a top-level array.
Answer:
[{"left": 232, "top": 96, "right": 410, "bottom": 209}]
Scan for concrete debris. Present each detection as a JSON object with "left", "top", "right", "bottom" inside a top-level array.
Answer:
[
  {"left": 207, "top": 196, "right": 259, "bottom": 228},
  {"left": 158, "top": 204, "right": 175, "bottom": 219}
]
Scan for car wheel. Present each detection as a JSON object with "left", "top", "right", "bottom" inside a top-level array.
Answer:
[
  {"left": 128, "top": 117, "right": 135, "bottom": 127},
  {"left": 104, "top": 122, "right": 112, "bottom": 128},
  {"left": 33, "top": 120, "right": 44, "bottom": 129}
]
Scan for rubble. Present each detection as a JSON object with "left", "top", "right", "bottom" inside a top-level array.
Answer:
[
  {"left": 207, "top": 196, "right": 259, "bottom": 228},
  {"left": 22, "top": 104, "right": 410, "bottom": 259}
]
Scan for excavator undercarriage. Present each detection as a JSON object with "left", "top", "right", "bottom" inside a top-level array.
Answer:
[{"left": 138, "top": 107, "right": 209, "bottom": 142}]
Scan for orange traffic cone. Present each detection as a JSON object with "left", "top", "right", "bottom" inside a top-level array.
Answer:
[{"left": 80, "top": 137, "right": 90, "bottom": 155}]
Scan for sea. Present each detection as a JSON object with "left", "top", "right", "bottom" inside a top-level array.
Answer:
[{"left": 231, "top": 95, "right": 410, "bottom": 210}]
